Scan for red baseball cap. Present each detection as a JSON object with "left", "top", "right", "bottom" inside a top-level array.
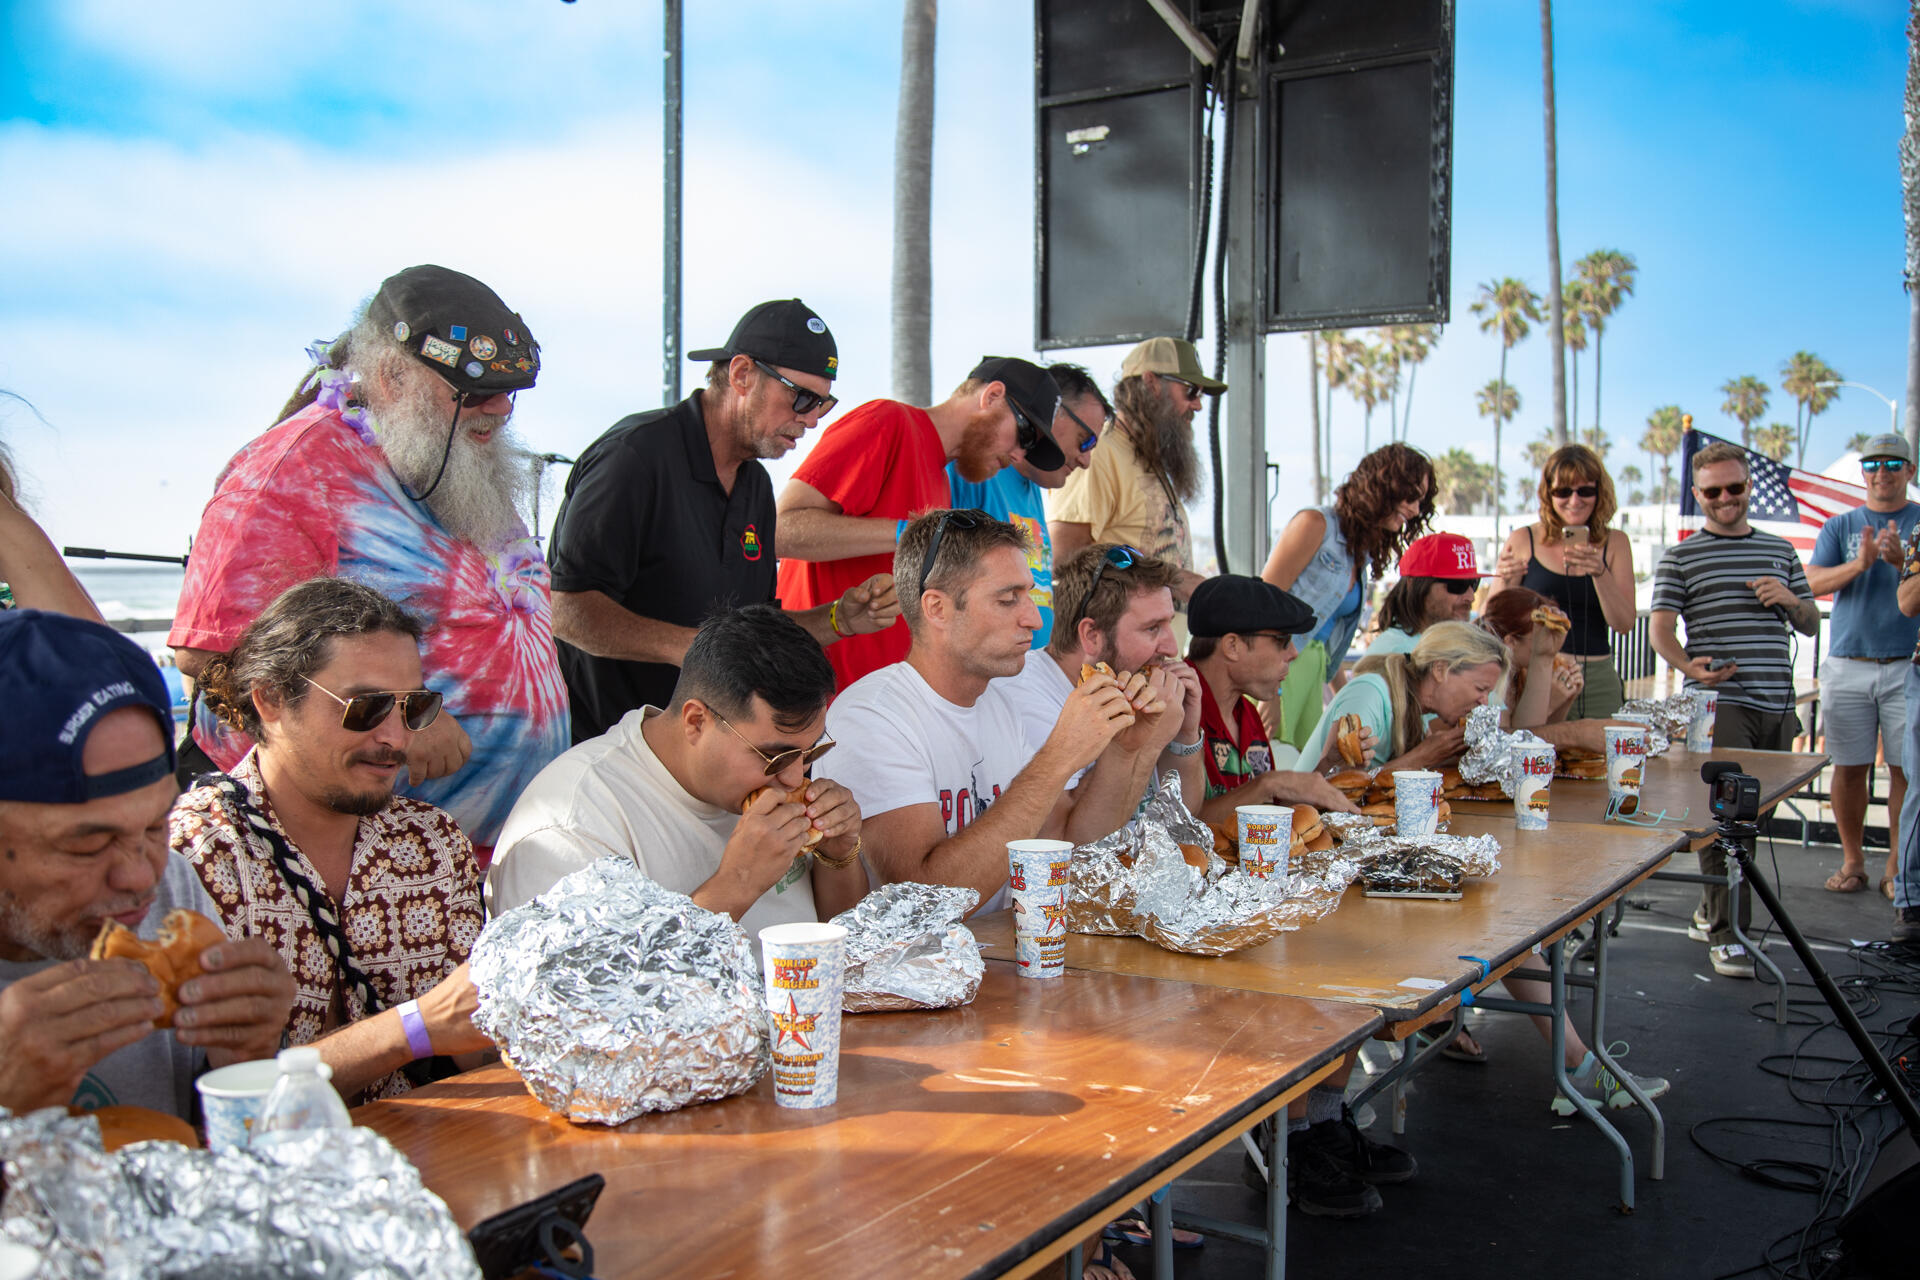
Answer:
[{"left": 1397, "top": 532, "right": 1484, "bottom": 579}]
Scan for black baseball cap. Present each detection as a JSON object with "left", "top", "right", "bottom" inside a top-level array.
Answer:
[
  {"left": 0, "top": 610, "right": 177, "bottom": 804},
  {"left": 969, "top": 356, "right": 1065, "bottom": 472},
  {"left": 687, "top": 299, "right": 839, "bottom": 382},
  {"left": 369, "top": 264, "right": 541, "bottom": 395},
  {"left": 1188, "top": 574, "right": 1317, "bottom": 640}
]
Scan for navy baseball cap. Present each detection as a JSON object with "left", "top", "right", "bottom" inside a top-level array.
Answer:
[{"left": 0, "top": 610, "right": 177, "bottom": 803}]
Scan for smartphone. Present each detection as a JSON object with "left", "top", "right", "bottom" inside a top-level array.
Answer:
[
  {"left": 1563, "top": 525, "right": 1587, "bottom": 546},
  {"left": 467, "top": 1173, "right": 604, "bottom": 1280},
  {"left": 1706, "top": 657, "right": 1734, "bottom": 672}
]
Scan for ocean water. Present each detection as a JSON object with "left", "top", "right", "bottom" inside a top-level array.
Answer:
[{"left": 70, "top": 562, "right": 186, "bottom": 659}]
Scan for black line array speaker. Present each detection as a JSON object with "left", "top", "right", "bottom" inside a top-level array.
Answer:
[{"left": 1033, "top": 0, "right": 1453, "bottom": 349}]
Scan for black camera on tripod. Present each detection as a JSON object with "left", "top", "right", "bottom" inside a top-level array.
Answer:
[{"left": 1702, "top": 761, "right": 1761, "bottom": 826}]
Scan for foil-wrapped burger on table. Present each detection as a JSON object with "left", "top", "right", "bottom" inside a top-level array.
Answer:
[
  {"left": 0, "top": 1106, "right": 476, "bottom": 1280},
  {"left": 1611, "top": 691, "right": 1699, "bottom": 756},
  {"left": 1065, "top": 774, "right": 1360, "bottom": 957},
  {"left": 469, "top": 857, "right": 767, "bottom": 1125},
  {"left": 1458, "top": 704, "right": 1555, "bottom": 798},
  {"left": 830, "top": 881, "right": 983, "bottom": 1012}
]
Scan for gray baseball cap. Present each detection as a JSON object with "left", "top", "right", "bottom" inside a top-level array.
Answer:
[{"left": 1859, "top": 433, "right": 1913, "bottom": 465}]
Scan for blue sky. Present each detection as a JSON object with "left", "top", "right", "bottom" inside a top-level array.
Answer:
[{"left": 0, "top": 0, "right": 1908, "bottom": 560}]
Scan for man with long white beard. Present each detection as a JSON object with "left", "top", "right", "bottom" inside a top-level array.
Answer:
[
  {"left": 1047, "top": 337, "right": 1221, "bottom": 608},
  {"left": 169, "top": 265, "right": 568, "bottom": 861}
]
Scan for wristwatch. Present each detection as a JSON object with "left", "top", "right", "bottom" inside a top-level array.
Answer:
[{"left": 1165, "top": 734, "right": 1204, "bottom": 757}]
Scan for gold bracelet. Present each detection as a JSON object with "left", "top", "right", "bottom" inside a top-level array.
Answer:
[
  {"left": 814, "top": 834, "right": 861, "bottom": 870},
  {"left": 828, "top": 598, "right": 845, "bottom": 637}
]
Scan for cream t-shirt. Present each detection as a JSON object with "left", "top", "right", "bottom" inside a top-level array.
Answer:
[
  {"left": 1045, "top": 422, "right": 1194, "bottom": 572},
  {"left": 485, "top": 708, "right": 816, "bottom": 936}
]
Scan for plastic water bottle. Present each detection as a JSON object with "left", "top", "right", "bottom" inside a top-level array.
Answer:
[{"left": 253, "top": 1046, "right": 351, "bottom": 1141}]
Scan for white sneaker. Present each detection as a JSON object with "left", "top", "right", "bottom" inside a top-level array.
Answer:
[
  {"left": 1709, "top": 942, "right": 1754, "bottom": 978},
  {"left": 1687, "top": 910, "right": 1711, "bottom": 943},
  {"left": 1551, "top": 1051, "right": 1671, "bottom": 1115}
]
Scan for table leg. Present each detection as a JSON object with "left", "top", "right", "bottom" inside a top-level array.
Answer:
[
  {"left": 1266, "top": 1111, "right": 1287, "bottom": 1280},
  {"left": 1549, "top": 935, "right": 1636, "bottom": 1212},
  {"left": 1067, "top": 1242, "right": 1083, "bottom": 1277},
  {"left": 1349, "top": 1006, "right": 1462, "bottom": 1117},
  {"left": 1586, "top": 903, "right": 1665, "bottom": 1180},
  {"left": 1149, "top": 1186, "right": 1173, "bottom": 1280}
]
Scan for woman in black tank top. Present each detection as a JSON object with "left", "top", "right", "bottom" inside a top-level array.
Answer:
[{"left": 1494, "top": 445, "right": 1637, "bottom": 718}]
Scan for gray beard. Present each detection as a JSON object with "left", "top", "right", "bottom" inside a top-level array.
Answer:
[
  {"left": 1135, "top": 394, "right": 1201, "bottom": 502},
  {"left": 373, "top": 381, "right": 532, "bottom": 552}
]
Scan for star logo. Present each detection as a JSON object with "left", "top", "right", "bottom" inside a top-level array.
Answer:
[
  {"left": 1041, "top": 899, "right": 1069, "bottom": 932},
  {"left": 771, "top": 993, "right": 816, "bottom": 1051}
]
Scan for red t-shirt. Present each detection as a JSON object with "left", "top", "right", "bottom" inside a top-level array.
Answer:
[
  {"left": 1195, "top": 666, "right": 1276, "bottom": 798},
  {"left": 777, "top": 399, "right": 952, "bottom": 690}
]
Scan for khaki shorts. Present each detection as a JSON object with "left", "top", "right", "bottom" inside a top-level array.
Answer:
[{"left": 1818, "top": 656, "right": 1909, "bottom": 768}]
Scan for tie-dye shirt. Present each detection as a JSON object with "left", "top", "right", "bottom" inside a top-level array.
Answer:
[{"left": 169, "top": 403, "right": 569, "bottom": 851}]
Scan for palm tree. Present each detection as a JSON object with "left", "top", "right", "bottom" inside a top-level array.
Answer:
[
  {"left": 1640, "top": 404, "right": 1685, "bottom": 545},
  {"left": 1847, "top": 430, "right": 1874, "bottom": 454},
  {"left": 1780, "top": 350, "right": 1841, "bottom": 467},
  {"left": 1575, "top": 249, "right": 1638, "bottom": 434},
  {"left": 1432, "top": 446, "right": 1495, "bottom": 513},
  {"left": 1579, "top": 425, "right": 1612, "bottom": 458},
  {"left": 1348, "top": 341, "right": 1396, "bottom": 452},
  {"left": 1308, "top": 334, "right": 1325, "bottom": 504},
  {"left": 890, "top": 0, "right": 936, "bottom": 403},
  {"left": 1718, "top": 374, "right": 1770, "bottom": 448},
  {"left": 1471, "top": 278, "right": 1542, "bottom": 539},
  {"left": 1562, "top": 279, "right": 1594, "bottom": 436},
  {"left": 1319, "top": 329, "right": 1364, "bottom": 479},
  {"left": 1540, "top": 0, "right": 1567, "bottom": 445},
  {"left": 1382, "top": 324, "right": 1439, "bottom": 441},
  {"left": 1476, "top": 378, "right": 1522, "bottom": 535},
  {"left": 1752, "top": 423, "right": 1795, "bottom": 462},
  {"left": 1523, "top": 428, "right": 1556, "bottom": 475},
  {"left": 1618, "top": 463, "right": 1645, "bottom": 510}
]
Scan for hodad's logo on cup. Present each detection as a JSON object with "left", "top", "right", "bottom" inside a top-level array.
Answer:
[
  {"left": 1603, "top": 726, "right": 1647, "bottom": 816},
  {"left": 1514, "top": 744, "right": 1554, "bottom": 831},
  {"left": 759, "top": 921, "right": 847, "bottom": 1109},
  {"left": 1008, "top": 839, "right": 1073, "bottom": 978},
  {"left": 1686, "top": 689, "right": 1718, "bottom": 752},
  {"left": 1236, "top": 804, "right": 1292, "bottom": 880},
  {"left": 1392, "top": 770, "right": 1444, "bottom": 837}
]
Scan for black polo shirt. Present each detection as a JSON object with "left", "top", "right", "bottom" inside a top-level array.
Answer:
[{"left": 548, "top": 392, "right": 777, "bottom": 741}]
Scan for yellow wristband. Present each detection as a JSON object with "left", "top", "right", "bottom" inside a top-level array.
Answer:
[
  {"left": 828, "top": 598, "right": 845, "bottom": 637},
  {"left": 814, "top": 834, "right": 861, "bottom": 870}
]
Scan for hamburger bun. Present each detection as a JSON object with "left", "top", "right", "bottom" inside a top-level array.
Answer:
[
  {"left": 1531, "top": 606, "right": 1570, "bottom": 637},
  {"left": 1177, "top": 842, "right": 1212, "bottom": 869},
  {"left": 72, "top": 1104, "right": 200, "bottom": 1152},
  {"left": 1328, "top": 769, "right": 1372, "bottom": 802},
  {"left": 1307, "top": 829, "right": 1335, "bottom": 853},
  {"left": 743, "top": 785, "right": 824, "bottom": 849},
  {"left": 1335, "top": 714, "right": 1367, "bottom": 767},
  {"left": 1361, "top": 799, "right": 1398, "bottom": 827},
  {"left": 90, "top": 909, "right": 227, "bottom": 1028},
  {"left": 1291, "top": 804, "right": 1324, "bottom": 844},
  {"left": 1206, "top": 820, "right": 1240, "bottom": 864},
  {"left": 1078, "top": 661, "right": 1117, "bottom": 685}
]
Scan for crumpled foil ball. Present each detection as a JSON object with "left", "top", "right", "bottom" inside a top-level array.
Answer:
[
  {"left": 469, "top": 857, "right": 767, "bottom": 1125},
  {"left": 832, "top": 881, "right": 983, "bottom": 1013},
  {"left": 1459, "top": 704, "right": 1554, "bottom": 797},
  {"left": 0, "top": 1106, "right": 476, "bottom": 1280},
  {"left": 1064, "top": 773, "right": 1359, "bottom": 956},
  {"left": 1613, "top": 692, "right": 1698, "bottom": 756}
]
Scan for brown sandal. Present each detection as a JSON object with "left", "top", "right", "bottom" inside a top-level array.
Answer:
[{"left": 1824, "top": 870, "right": 1869, "bottom": 893}]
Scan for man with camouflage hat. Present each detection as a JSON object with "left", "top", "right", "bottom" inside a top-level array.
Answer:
[
  {"left": 170, "top": 265, "right": 568, "bottom": 859},
  {"left": 547, "top": 299, "right": 899, "bottom": 743}
]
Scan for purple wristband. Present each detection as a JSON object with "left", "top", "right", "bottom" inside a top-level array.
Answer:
[{"left": 396, "top": 999, "right": 434, "bottom": 1060}]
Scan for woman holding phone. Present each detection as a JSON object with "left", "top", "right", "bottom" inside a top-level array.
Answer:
[{"left": 1495, "top": 445, "right": 1636, "bottom": 718}]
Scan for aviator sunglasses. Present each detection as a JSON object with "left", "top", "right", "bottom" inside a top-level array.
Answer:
[
  {"left": 303, "top": 678, "right": 443, "bottom": 732},
  {"left": 709, "top": 706, "right": 836, "bottom": 776},
  {"left": 1698, "top": 481, "right": 1748, "bottom": 501},
  {"left": 1550, "top": 484, "right": 1599, "bottom": 500},
  {"left": 753, "top": 359, "right": 838, "bottom": 417},
  {"left": 1863, "top": 458, "right": 1908, "bottom": 474}
]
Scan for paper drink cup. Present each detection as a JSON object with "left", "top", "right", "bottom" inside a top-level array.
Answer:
[
  {"left": 1514, "top": 744, "right": 1555, "bottom": 831},
  {"left": 195, "top": 1058, "right": 282, "bottom": 1153},
  {"left": 1235, "top": 805, "right": 1293, "bottom": 880},
  {"left": 1686, "top": 690, "right": 1718, "bottom": 752},
  {"left": 1392, "top": 770, "right": 1445, "bottom": 837},
  {"left": 759, "top": 921, "right": 849, "bottom": 1109},
  {"left": 1007, "top": 839, "right": 1073, "bottom": 979},
  {"left": 1604, "top": 725, "right": 1648, "bottom": 816}
]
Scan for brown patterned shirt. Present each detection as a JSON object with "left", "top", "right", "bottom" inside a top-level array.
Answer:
[{"left": 170, "top": 750, "right": 484, "bottom": 1101}]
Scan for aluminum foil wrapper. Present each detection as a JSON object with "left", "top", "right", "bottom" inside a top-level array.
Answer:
[
  {"left": 832, "top": 881, "right": 983, "bottom": 1013},
  {"left": 1613, "top": 693, "right": 1696, "bottom": 756},
  {"left": 469, "top": 856, "right": 766, "bottom": 1125},
  {"left": 0, "top": 1107, "right": 475, "bottom": 1280},
  {"left": 1063, "top": 773, "right": 1361, "bottom": 956},
  {"left": 1459, "top": 704, "right": 1551, "bottom": 797},
  {"left": 1350, "top": 831, "right": 1503, "bottom": 880}
]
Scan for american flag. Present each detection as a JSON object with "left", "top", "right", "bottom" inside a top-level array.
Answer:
[{"left": 1677, "top": 428, "right": 1866, "bottom": 554}]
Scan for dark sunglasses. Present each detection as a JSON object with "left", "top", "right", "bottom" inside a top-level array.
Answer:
[
  {"left": 1441, "top": 578, "right": 1478, "bottom": 595},
  {"left": 918, "top": 508, "right": 991, "bottom": 598},
  {"left": 1550, "top": 484, "right": 1599, "bottom": 500},
  {"left": 1863, "top": 458, "right": 1909, "bottom": 473},
  {"left": 303, "top": 678, "right": 443, "bottom": 732},
  {"left": 710, "top": 706, "right": 835, "bottom": 777},
  {"left": 1007, "top": 401, "right": 1044, "bottom": 453},
  {"left": 753, "top": 359, "right": 837, "bottom": 417},
  {"left": 439, "top": 378, "right": 510, "bottom": 410},
  {"left": 1057, "top": 398, "right": 1103, "bottom": 453},
  {"left": 1088, "top": 545, "right": 1143, "bottom": 599},
  {"left": 1698, "top": 481, "right": 1748, "bottom": 500},
  {"left": 1163, "top": 376, "right": 1204, "bottom": 402}
]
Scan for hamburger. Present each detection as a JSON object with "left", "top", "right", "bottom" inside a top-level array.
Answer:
[
  {"left": 743, "top": 785, "right": 823, "bottom": 849},
  {"left": 1556, "top": 749, "right": 1608, "bottom": 780},
  {"left": 1531, "top": 606, "right": 1570, "bottom": 637},
  {"left": 71, "top": 1104, "right": 200, "bottom": 1152},
  {"left": 1334, "top": 714, "right": 1367, "bottom": 767},
  {"left": 1328, "top": 769, "right": 1372, "bottom": 803},
  {"left": 1078, "top": 661, "right": 1117, "bottom": 684},
  {"left": 90, "top": 909, "right": 228, "bottom": 1028}
]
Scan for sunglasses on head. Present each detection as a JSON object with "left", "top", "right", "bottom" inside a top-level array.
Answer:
[
  {"left": 752, "top": 358, "right": 838, "bottom": 417},
  {"left": 1441, "top": 578, "right": 1477, "bottom": 595},
  {"left": 917, "top": 508, "right": 992, "bottom": 598},
  {"left": 1162, "top": 376, "right": 1204, "bottom": 402},
  {"left": 1087, "top": 545, "right": 1143, "bottom": 600},
  {"left": 1864, "top": 458, "right": 1909, "bottom": 474},
  {"left": 1698, "top": 481, "right": 1748, "bottom": 501},
  {"left": 709, "top": 706, "right": 835, "bottom": 777},
  {"left": 303, "top": 678, "right": 443, "bottom": 732},
  {"left": 1551, "top": 484, "right": 1599, "bottom": 500}
]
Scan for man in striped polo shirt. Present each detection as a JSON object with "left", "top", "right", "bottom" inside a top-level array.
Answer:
[{"left": 1651, "top": 440, "right": 1818, "bottom": 977}]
